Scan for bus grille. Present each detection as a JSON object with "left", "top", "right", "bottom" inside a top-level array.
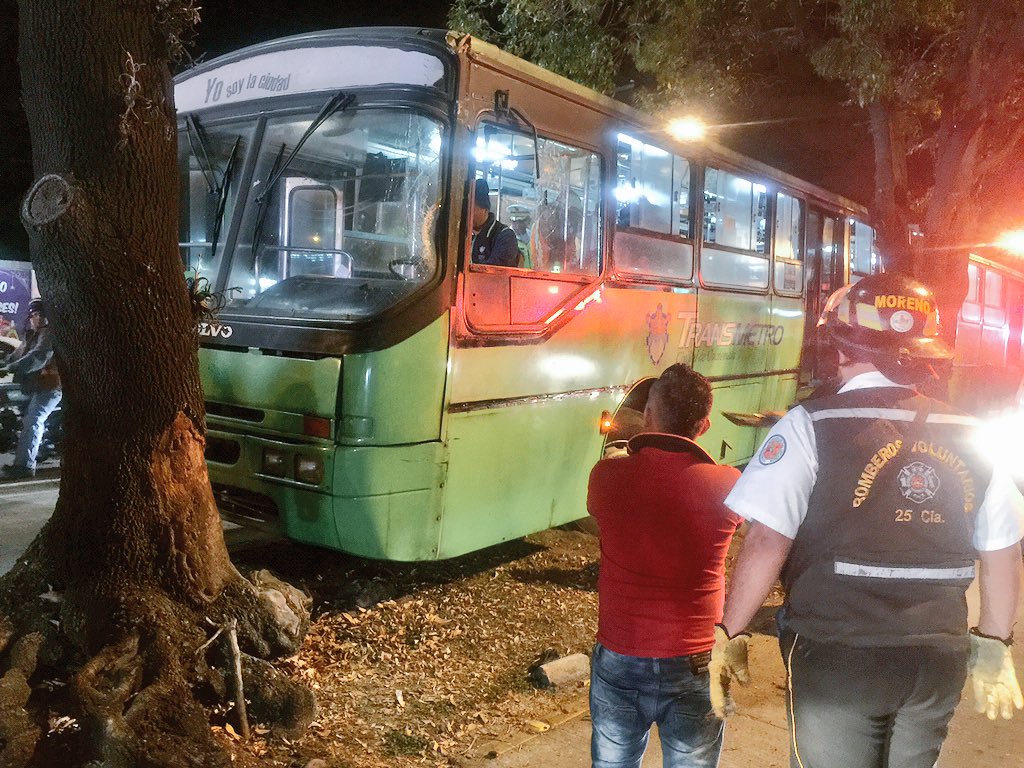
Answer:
[
  {"left": 205, "top": 436, "right": 241, "bottom": 464},
  {"left": 212, "top": 483, "right": 279, "bottom": 525}
]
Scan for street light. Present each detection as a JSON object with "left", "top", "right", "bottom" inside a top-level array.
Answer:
[
  {"left": 667, "top": 116, "right": 706, "bottom": 142},
  {"left": 995, "top": 228, "right": 1024, "bottom": 255}
]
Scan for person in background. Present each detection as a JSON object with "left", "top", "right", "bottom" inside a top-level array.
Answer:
[
  {"left": 587, "top": 363, "right": 741, "bottom": 768},
  {"left": 470, "top": 177, "right": 520, "bottom": 267},
  {"left": 0, "top": 299, "right": 61, "bottom": 479},
  {"left": 507, "top": 205, "right": 533, "bottom": 268},
  {"left": 712, "top": 273, "right": 1024, "bottom": 768}
]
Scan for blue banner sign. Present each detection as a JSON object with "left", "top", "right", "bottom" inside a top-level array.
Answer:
[{"left": 0, "top": 261, "right": 33, "bottom": 344}]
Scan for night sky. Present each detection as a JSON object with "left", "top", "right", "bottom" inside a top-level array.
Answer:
[
  {"left": 194, "top": 1, "right": 452, "bottom": 60},
  {"left": 0, "top": 1, "right": 453, "bottom": 259}
]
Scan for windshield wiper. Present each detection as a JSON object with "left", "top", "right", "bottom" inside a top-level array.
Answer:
[
  {"left": 183, "top": 115, "right": 241, "bottom": 271},
  {"left": 185, "top": 114, "right": 218, "bottom": 194},
  {"left": 254, "top": 91, "right": 355, "bottom": 205},
  {"left": 207, "top": 136, "right": 241, "bottom": 262},
  {"left": 249, "top": 91, "right": 355, "bottom": 285}
]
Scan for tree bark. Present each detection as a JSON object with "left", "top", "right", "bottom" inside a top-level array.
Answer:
[
  {"left": 868, "top": 100, "right": 913, "bottom": 273},
  {"left": 1, "top": 3, "right": 312, "bottom": 765}
]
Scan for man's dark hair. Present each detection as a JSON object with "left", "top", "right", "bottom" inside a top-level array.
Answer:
[
  {"left": 474, "top": 178, "right": 491, "bottom": 210},
  {"left": 648, "top": 363, "right": 712, "bottom": 438}
]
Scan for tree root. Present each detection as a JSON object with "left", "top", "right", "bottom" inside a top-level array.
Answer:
[
  {"left": 72, "top": 637, "right": 230, "bottom": 768},
  {"left": 0, "top": 632, "right": 44, "bottom": 768},
  {"left": 234, "top": 654, "right": 316, "bottom": 738},
  {"left": 0, "top": 565, "right": 315, "bottom": 767}
]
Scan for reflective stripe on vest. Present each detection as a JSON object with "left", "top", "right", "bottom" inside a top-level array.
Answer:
[
  {"left": 834, "top": 561, "right": 976, "bottom": 581},
  {"left": 809, "top": 408, "right": 979, "bottom": 426}
]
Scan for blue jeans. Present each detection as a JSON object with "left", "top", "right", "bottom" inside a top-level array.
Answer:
[
  {"left": 14, "top": 389, "right": 61, "bottom": 470},
  {"left": 590, "top": 643, "right": 724, "bottom": 768}
]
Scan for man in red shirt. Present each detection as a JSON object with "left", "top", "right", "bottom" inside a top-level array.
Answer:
[{"left": 588, "top": 363, "right": 741, "bottom": 768}]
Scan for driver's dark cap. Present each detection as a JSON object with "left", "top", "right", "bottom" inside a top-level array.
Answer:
[{"left": 474, "top": 178, "right": 491, "bottom": 210}]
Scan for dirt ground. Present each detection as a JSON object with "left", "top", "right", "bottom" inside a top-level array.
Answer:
[
  {"left": 219, "top": 525, "right": 782, "bottom": 768},
  {"left": 223, "top": 527, "right": 605, "bottom": 767}
]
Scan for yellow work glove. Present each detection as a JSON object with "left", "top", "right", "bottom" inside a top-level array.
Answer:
[
  {"left": 968, "top": 628, "right": 1023, "bottom": 721},
  {"left": 708, "top": 623, "right": 751, "bottom": 719}
]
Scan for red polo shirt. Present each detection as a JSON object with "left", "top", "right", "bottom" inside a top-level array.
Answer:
[{"left": 587, "top": 433, "right": 741, "bottom": 658}]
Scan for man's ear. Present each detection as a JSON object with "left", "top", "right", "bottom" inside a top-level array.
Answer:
[{"left": 695, "top": 416, "right": 711, "bottom": 437}]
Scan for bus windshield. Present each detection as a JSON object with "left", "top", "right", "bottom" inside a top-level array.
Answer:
[{"left": 180, "top": 106, "right": 444, "bottom": 323}]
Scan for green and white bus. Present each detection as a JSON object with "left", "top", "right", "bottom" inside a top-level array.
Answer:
[{"left": 175, "top": 28, "right": 877, "bottom": 560}]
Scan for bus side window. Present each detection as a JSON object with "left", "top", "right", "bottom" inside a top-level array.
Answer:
[
  {"left": 470, "top": 124, "right": 602, "bottom": 276},
  {"left": 773, "top": 192, "right": 804, "bottom": 294},
  {"left": 981, "top": 269, "right": 1006, "bottom": 366},
  {"left": 464, "top": 124, "right": 603, "bottom": 330},
  {"left": 701, "top": 167, "right": 769, "bottom": 290},
  {"left": 612, "top": 132, "right": 694, "bottom": 283},
  {"left": 849, "top": 219, "right": 880, "bottom": 277}
]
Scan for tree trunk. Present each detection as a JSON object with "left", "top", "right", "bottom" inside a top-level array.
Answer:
[
  {"left": 0, "top": 3, "right": 312, "bottom": 766},
  {"left": 867, "top": 100, "right": 913, "bottom": 274}
]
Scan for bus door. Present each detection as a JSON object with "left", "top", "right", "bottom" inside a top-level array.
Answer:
[
  {"left": 978, "top": 266, "right": 1019, "bottom": 407},
  {"left": 695, "top": 166, "right": 774, "bottom": 465},
  {"left": 761, "top": 191, "right": 807, "bottom": 446},
  {"left": 800, "top": 208, "right": 844, "bottom": 386},
  {"left": 443, "top": 50, "right": 611, "bottom": 557}
]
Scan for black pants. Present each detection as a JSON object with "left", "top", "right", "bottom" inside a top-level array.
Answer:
[{"left": 780, "top": 631, "right": 967, "bottom": 768}]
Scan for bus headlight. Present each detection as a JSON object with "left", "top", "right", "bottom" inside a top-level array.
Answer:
[
  {"left": 295, "top": 455, "right": 324, "bottom": 485},
  {"left": 261, "top": 448, "right": 288, "bottom": 478}
]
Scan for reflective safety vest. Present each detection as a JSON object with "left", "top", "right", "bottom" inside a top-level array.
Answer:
[{"left": 781, "top": 386, "right": 993, "bottom": 650}]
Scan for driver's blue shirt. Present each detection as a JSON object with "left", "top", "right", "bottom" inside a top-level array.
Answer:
[{"left": 472, "top": 214, "right": 520, "bottom": 267}]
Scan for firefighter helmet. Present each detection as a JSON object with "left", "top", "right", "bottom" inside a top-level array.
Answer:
[{"left": 817, "top": 274, "right": 952, "bottom": 378}]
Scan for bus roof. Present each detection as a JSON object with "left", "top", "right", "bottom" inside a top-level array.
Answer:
[
  {"left": 458, "top": 34, "right": 867, "bottom": 216},
  {"left": 175, "top": 26, "right": 868, "bottom": 217},
  {"left": 174, "top": 27, "right": 453, "bottom": 85}
]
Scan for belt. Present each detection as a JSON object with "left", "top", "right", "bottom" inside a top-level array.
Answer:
[{"left": 688, "top": 650, "right": 711, "bottom": 675}]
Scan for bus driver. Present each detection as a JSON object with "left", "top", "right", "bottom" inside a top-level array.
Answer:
[{"left": 471, "top": 178, "right": 520, "bottom": 267}]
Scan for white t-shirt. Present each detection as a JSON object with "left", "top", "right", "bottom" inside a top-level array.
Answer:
[{"left": 725, "top": 371, "right": 1024, "bottom": 551}]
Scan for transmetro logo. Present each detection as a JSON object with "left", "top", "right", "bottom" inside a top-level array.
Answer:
[{"left": 676, "top": 315, "right": 785, "bottom": 348}]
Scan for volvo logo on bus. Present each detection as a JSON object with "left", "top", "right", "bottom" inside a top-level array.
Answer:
[{"left": 199, "top": 322, "right": 234, "bottom": 339}]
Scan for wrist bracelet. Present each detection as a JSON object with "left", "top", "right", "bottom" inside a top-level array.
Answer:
[
  {"left": 716, "top": 622, "right": 751, "bottom": 640},
  {"left": 970, "top": 626, "right": 1014, "bottom": 646}
]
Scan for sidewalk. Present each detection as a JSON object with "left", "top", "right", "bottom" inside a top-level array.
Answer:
[
  {"left": 460, "top": 625, "right": 1024, "bottom": 768},
  {"left": 0, "top": 447, "right": 60, "bottom": 478}
]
